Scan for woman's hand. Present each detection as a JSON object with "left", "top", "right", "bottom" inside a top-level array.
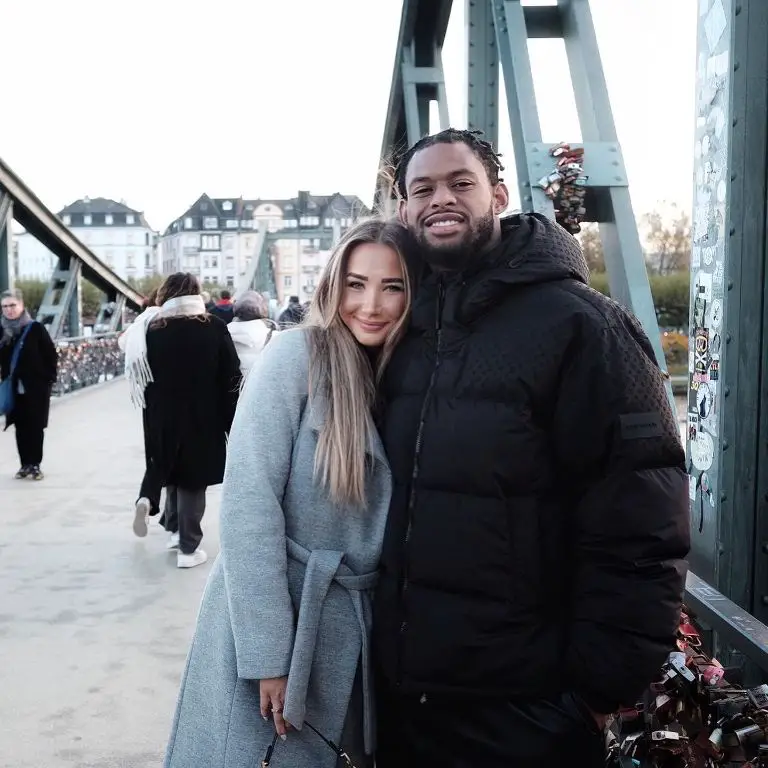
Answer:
[{"left": 259, "top": 677, "right": 289, "bottom": 738}]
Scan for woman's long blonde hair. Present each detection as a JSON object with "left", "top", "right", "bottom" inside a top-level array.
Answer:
[{"left": 305, "top": 218, "right": 412, "bottom": 507}]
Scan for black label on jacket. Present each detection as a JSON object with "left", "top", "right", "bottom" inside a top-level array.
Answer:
[{"left": 620, "top": 412, "right": 664, "bottom": 440}]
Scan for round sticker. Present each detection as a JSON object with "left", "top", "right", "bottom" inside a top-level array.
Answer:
[
  {"left": 709, "top": 298, "right": 723, "bottom": 329},
  {"left": 691, "top": 431, "right": 715, "bottom": 471},
  {"left": 703, "top": 247, "right": 715, "bottom": 265}
]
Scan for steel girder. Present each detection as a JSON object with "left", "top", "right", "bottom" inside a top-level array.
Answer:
[
  {"left": 686, "top": 0, "right": 768, "bottom": 640},
  {"left": 0, "top": 155, "right": 142, "bottom": 338},
  {"left": 377, "top": 0, "right": 668, "bottom": 388},
  {"left": 0, "top": 191, "right": 12, "bottom": 293},
  {"left": 374, "top": 0, "right": 452, "bottom": 213}
]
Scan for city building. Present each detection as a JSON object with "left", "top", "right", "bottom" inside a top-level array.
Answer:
[
  {"left": 14, "top": 197, "right": 159, "bottom": 282},
  {"left": 160, "top": 191, "right": 369, "bottom": 304}
]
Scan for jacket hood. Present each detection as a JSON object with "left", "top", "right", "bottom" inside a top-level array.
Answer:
[{"left": 228, "top": 319, "right": 271, "bottom": 349}]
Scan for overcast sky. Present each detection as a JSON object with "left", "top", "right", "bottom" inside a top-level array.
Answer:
[{"left": 3, "top": 0, "right": 697, "bottom": 232}]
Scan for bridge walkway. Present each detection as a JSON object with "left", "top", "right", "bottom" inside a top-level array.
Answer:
[{"left": 0, "top": 379, "right": 219, "bottom": 768}]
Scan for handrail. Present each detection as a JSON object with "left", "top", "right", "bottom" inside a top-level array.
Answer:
[{"left": 685, "top": 570, "right": 768, "bottom": 673}]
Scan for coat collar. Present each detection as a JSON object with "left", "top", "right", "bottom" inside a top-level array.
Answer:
[{"left": 305, "top": 390, "right": 387, "bottom": 466}]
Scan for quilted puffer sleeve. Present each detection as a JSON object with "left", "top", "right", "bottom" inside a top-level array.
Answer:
[{"left": 552, "top": 308, "right": 690, "bottom": 714}]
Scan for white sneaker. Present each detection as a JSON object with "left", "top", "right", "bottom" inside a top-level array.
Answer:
[
  {"left": 166, "top": 532, "right": 180, "bottom": 551},
  {"left": 177, "top": 548, "right": 208, "bottom": 569},
  {"left": 133, "top": 498, "right": 150, "bottom": 538}
]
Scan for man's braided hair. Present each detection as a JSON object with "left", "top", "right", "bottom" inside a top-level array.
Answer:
[{"left": 393, "top": 128, "right": 505, "bottom": 200}]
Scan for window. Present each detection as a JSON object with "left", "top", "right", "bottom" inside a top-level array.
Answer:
[
  {"left": 126, "top": 214, "right": 135, "bottom": 225},
  {"left": 62, "top": 215, "right": 71, "bottom": 225},
  {"left": 126, "top": 252, "right": 135, "bottom": 268},
  {"left": 201, "top": 234, "right": 220, "bottom": 250},
  {"left": 84, "top": 215, "right": 92, "bottom": 225},
  {"left": 226, "top": 276, "right": 235, "bottom": 287},
  {"left": 105, "top": 214, "right": 113, "bottom": 225},
  {"left": 185, "top": 235, "right": 198, "bottom": 247},
  {"left": 225, "top": 219, "right": 238, "bottom": 229},
  {"left": 284, "top": 276, "right": 293, "bottom": 288},
  {"left": 211, "top": 255, "right": 219, "bottom": 268},
  {"left": 203, "top": 217, "right": 218, "bottom": 229},
  {"left": 145, "top": 252, "right": 152, "bottom": 268},
  {"left": 222, "top": 201, "right": 233, "bottom": 211},
  {"left": 184, "top": 217, "right": 194, "bottom": 229}
]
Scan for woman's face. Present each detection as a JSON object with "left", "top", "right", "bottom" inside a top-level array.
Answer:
[{"left": 339, "top": 242, "right": 407, "bottom": 348}]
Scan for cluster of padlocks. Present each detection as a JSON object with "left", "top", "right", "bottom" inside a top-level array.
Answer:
[
  {"left": 536, "top": 142, "right": 588, "bottom": 234},
  {"left": 605, "top": 610, "right": 768, "bottom": 767}
]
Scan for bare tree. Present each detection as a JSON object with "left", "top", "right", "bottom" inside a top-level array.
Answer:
[
  {"left": 641, "top": 205, "right": 691, "bottom": 275},
  {"left": 576, "top": 223, "right": 605, "bottom": 273}
]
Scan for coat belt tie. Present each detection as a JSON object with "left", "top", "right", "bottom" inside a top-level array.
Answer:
[{"left": 282, "top": 537, "right": 378, "bottom": 755}]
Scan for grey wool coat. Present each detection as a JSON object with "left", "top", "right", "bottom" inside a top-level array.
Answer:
[{"left": 164, "top": 328, "right": 393, "bottom": 768}]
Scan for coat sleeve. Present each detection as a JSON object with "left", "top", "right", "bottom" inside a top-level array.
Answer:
[
  {"left": 37, "top": 324, "right": 59, "bottom": 384},
  {"left": 218, "top": 330, "right": 308, "bottom": 680},
  {"left": 216, "top": 325, "right": 242, "bottom": 433},
  {"left": 552, "top": 309, "right": 690, "bottom": 714}
]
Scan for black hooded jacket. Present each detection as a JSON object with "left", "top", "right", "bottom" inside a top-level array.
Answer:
[{"left": 373, "top": 213, "right": 690, "bottom": 714}]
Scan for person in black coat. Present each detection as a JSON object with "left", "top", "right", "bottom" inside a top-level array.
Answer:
[
  {"left": 372, "top": 129, "right": 690, "bottom": 768},
  {"left": 0, "top": 289, "right": 58, "bottom": 481},
  {"left": 129, "top": 273, "right": 241, "bottom": 569}
]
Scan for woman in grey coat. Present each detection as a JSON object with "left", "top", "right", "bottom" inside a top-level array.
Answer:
[{"left": 164, "top": 218, "right": 412, "bottom": 768}]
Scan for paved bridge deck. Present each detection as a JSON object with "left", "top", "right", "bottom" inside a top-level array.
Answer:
[{"left": 0, "top": 380, "right": 220, "bottom": 768}]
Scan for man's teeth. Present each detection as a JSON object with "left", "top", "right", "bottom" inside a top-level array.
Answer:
[{"left": 429, "top": 220, "right": 461, "bottom": 227}]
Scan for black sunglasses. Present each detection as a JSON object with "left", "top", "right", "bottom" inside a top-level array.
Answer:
[{"left": 261, "top": 720, "right": 358, "bottom": 767}]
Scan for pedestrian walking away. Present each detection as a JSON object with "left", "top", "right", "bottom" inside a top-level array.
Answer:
[{"left": 128, "top": 272, "right": 242, "bottom": 568}]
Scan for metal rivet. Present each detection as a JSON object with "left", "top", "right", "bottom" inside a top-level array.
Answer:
[
  {"left": 733, "top": 117, "right": 739, "bottom": 126},
  {"left": 721, "top": 492, "right": 728, "bottom": 502},
  {"left": 723, "top": 440, "right": 729, "bottom": 450},
  {"left": 735, "top": 4, "right": 743, "bottom": 14},
  {"left": 763, "top": 596, "right": 768, "bottom": 606},
  {"left": 719, "top": 544, "right": 726, "bottom": 555},
  {"left": 728, "top": 280, "right": 734, "bottom": 290},
  {"left": 724, "top": 386, "right": 730, "bottom": 397},
  {"left": 731, "top": 173, "right": 737, "bottom": 181},
  {"left": 730, "top": 226, "right": 736, "bottom": 235},
  {"left": 726, "top": 333, "right": 732, "bottom": 343},
  {"left": 734, "top": 61, "right": 740, "bottom": 71}
]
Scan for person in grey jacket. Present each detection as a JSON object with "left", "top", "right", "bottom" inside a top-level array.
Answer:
[{"left": 164, "top": 218, "right": 412, "bottom": 768}]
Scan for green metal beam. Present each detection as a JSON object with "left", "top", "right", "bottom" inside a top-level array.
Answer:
[
  {"left": 375, "top": 0, "right": 453, "bottom": 211},
  {"left": 467, "top": 0, "right": 499, "bottom": 148},
  {"left": 0, "top": 191, "right": 11, "bottom": 293}
]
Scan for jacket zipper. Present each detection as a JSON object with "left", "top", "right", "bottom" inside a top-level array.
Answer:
[{"left": 396, "top": 277, "right": 446, "bottom": 686}]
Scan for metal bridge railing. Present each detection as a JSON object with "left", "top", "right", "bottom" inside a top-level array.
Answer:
[
  {"left": 685, "top": 572, "right": 768, "bottom": 677},
  {"left": 53, "top": 332, "right": 124, "bottom": 397}
]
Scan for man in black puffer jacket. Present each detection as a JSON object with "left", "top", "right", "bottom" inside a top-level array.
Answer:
[{"left": 373, "top": 129, "right": 690, "bottom": 768}]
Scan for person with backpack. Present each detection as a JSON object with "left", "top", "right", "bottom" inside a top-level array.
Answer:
[{"left": 0, "top": 289, "right": 59, "bottom": 481}]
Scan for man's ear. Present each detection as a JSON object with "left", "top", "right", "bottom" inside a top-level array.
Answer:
[
  {"left": 493, "top": 183, "right": 509, "bottom": 216},
  {"left": 398, "top": 198, "right": 408, "bottom": 225}
]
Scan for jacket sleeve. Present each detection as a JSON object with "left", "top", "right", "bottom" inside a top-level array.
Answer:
[
  {"left": 37, "top": 324, "right": 59, "bottom": 384},
  {"left": 552, "top": 309, "right": 690, "bottom": 714},
  {"left": 217, "top": 325, "right": 242, "bottom": 433},
  {"left": 218, "top": 330, "right": 308, "bottom": 680}
]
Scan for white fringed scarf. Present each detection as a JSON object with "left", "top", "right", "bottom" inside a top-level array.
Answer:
[{"left": 122, "top": 295, "right": 207, "bottom": 409}]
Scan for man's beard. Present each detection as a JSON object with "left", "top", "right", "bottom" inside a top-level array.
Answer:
[{"left": 413, "top": 207, "right": 496, "bottom": 272}]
